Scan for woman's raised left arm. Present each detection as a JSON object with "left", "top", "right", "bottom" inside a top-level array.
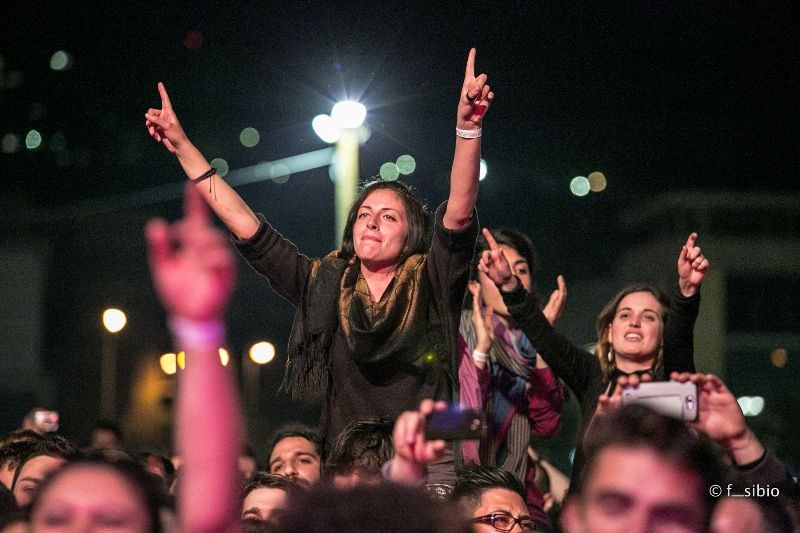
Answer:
[{"left": 443, "top": 48, "right": 493, "bottom": 230}]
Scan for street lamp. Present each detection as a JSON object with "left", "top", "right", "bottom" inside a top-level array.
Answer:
[
  {"left": 242, "top": 341, "right": 275, "bottom": 411},
  {"left": 312, "top": 100, "right": 367, "bottom": 246},
  {"left": 100, "top": 308, "right": 127, "bottom": 419}
]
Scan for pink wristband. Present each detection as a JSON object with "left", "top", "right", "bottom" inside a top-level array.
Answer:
[{"left": 168, "top": 317, "right": 225, "bottom": 350}]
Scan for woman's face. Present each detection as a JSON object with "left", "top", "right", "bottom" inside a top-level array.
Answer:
[
  {"left": 30, "top": 466, "right": 151, "bottom": 533},
  {"left": 607, "top": 291, "right": 664, "bottom": 364},
  {"left": 478, "top": 244, "right": 532, "bottom": 316},
  {"left": 352, "top": 188, "right": 409, "bottom": 269}
]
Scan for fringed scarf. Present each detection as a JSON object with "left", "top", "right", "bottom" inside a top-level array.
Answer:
[
  {"left": 283, "top": 251, "right": 441, "bottom": 400},
  {"left": 459, "top": 309, "right": 536, "bottom": 482}
]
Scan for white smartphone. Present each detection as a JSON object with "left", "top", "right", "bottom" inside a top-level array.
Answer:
[{"left": 621, "top": 381, "right": 698, "bottom": 422}]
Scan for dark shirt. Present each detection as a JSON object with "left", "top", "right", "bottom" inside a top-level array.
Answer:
[
  {"left": 233, "top": 202, "right": 478, "bottom": 443},
  {"left": 501, "top": 283, "right": 700, "bottom": 490}
]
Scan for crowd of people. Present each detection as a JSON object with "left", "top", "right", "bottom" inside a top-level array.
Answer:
[{"left": 1, "top": 49, "right": 797, "bottom": 532}]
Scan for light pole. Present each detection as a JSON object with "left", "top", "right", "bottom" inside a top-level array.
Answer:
[
  {"left": 243, "top": 341, "right": 275, "bottom": 412},
  {"left": 312, "top": 100, "right": 367, "bottom": 246},
  {"left": 100, "top": 308, "right": 126, "bottom": 419}
]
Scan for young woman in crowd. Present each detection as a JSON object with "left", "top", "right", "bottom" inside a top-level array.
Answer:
[
  {"left": 477, "top": 229, "right": 708, "bottom": 490},
  {"left": 145, "top": 50, "right": 492, "bottom": 482},
  {"left": 458, "top": 228, "right": 565, "bottom": 524}
]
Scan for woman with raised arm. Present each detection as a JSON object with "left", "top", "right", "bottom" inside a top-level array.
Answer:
[
  {"left": 145, "top": 50, "right": 493, "bottom": 481},
  {"left": 477, "top": 229, "right": 708, "bottom": 491}
]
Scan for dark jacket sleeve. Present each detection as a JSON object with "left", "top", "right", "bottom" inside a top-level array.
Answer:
[
  {"left": 502, "top": 285, "right": 600, "bottom": 406},
  {"left": 426, "top": 202, "right": 480, "bottom": 316},
  {"left": 732, "top": 449, "right": 797, "bottom": 493},
  {"left": 231, "top": 213, "right": 313, "bottom": 307},
  {"left": 662, "top": 285, "right": 700, "bottom": 375}
]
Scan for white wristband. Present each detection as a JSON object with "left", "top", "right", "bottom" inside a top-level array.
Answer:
[
  {"left": 168, "top": 317, "right": 225, "bottom": 351},
  {"left": 472, "top": 349, "right": 488, "bottom": 364},
  {"left": 456, "top": 127, "right": 482, "bottom": 139}
]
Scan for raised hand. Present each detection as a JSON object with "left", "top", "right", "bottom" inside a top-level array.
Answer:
[
  {"left": 595, "top": 373, "right": 652, "bottom": 417},
  {"left": 457, "top": 48, "right": 494, "bottom": 130},
  {"left": 388, "top": 399, "right": 448, "bottom": 485},
  {"left": 677, "top": 233, "right": 709, "bottom": 297},
  {"left": 145, "top": 82, "right": 188, "bottom": 154},
  {"left": 468, "top": 281, "right": 495, "bottom": 361},
  {"left": 146, "top": 184, "right": 236, "bottom": 321},
  {"left": 670, "top": 372, "right": 764, "bottom": 465},
  {"left": 477, "top": 228, "right": 516, "bottom": 292},
  {"left": 542, "top": 275, "right": 567, "bottom": 326}
]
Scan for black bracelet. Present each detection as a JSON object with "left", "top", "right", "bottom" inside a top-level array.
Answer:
[{"left": 193, "top": 167, "right": 217, "bottom": 182}]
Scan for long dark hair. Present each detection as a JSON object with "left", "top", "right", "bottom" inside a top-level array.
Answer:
[
  {"left": 339, "top": 180, "right": 432, "bottom": 266},
  {"left": 594, "top": 284, "right": 670, "bottom": 381}
]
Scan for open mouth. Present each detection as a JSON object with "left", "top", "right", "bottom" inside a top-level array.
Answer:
[{"left": 624, "top": 333, "right": 643, "bottom": 341}]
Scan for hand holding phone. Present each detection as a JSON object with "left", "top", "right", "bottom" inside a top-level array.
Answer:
[
  {"left": 424, "top": 406, "right": 485, "bottom": 441},
  {"left": 621, "top": 381, "right": 698, "bottom": 422}
]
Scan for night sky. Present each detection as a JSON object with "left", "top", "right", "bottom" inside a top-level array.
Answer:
[{"left": 1, "top": 2, "right": 798, "bottom": 461}]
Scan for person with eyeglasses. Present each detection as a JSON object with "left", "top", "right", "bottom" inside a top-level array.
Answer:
[{"left": 452, "top": 466, "right": 543, "bottom": 533}]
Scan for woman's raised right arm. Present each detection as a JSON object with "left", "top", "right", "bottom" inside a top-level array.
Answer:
[
  {"left": 477, "top": 228, "right": 598, "bottom": 402},
  {"left": 145, "top": 82, "right": 261, "bottom": 240}
]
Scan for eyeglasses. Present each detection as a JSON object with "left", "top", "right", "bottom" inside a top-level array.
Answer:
[{"left": 470, "top": 512, "right": 538, "bottom": 532}]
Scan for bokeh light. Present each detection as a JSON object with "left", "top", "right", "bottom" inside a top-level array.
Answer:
[
  {"left": 25, "top": 130, "right": 42, "bottom": 149},
  {"left": 5, "top": 70, "right": 23, "bottom": 89},
  {"left": 270, "top": 163, "right": 290, "bottom": 184},
  {"left": 249, "top": 341, "right": 276, "bottom": 364},
  {"left": 312, "top": 114, "right": 341, "bottom": 143},
  {"left": 50, "top": 131, "right": 66, "bottom": 152},
  {"left": 479, "top": 159, "right": 487, "bottom": 181},
  {"left": 331, "top": 101, "right": 366, "bottom": 129},
  {"left": 184, "top": 31, "right": 203, "bottom": 50},
  {"left": 210, "top": 157, "right": 229, "bottom": 177},
  {"left": 30, "top": 102, "right": 46, "bottom": 121},
  {"left": 588, "top": 171, "right": 607, "bottom": 192},
  {"left": 380, "top": 162, "right": 399, "bottom": 181},
  {"left": 570, "top": 176, "right": 590, "bottom": 196},
  {"left": 2, "top": 133, "right": 19, "bottom": 154},
  {"left": 239, "top": 127, "right": 260, "bottom": 148},
  {"left": 357, "top": 123, "right": 372, "bottom": 145},
  {"left": 737, "top": 396, "right": 765, "bottom": 417},
  {"left": 49, "top": 50, "right": 73, "bottom": 71},
  {"left": 177, "top": 351, "right": 186, "bottom": 370},
  {"left": 396, "top": 155, "right": 416, "bottom": 175},
  {"left": 160, "top": 353, "right": 177, "bottom": 375},
  {"left": 219, "top": 348, "right": 230, "bottom": 367},
  {"left": 770, "top": 347, "right": 788, "bottom": 368},
  {"left": 102, "top": 308, "right": 127, "bottom": 333}
]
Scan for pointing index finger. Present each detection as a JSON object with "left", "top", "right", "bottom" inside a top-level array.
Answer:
[
  {"left": 482, "top": 227, "right": 499, "bottom": 250},
  {"left": 465, "top": 48, "right": 476, "bottom": 79},
  {"left": 684, "top": 232, "right": 698, "bottom": 250},
  {"left": 157, "top": 82, "right": 173, "bottom": 110}
]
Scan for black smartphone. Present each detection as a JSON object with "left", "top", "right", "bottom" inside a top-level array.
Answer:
[
  {"left": 621, "top": 381, "right": 699, "bottom": 422},
  {"left": 425, "top": 406, "right": 485, "bottom": 441}
]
